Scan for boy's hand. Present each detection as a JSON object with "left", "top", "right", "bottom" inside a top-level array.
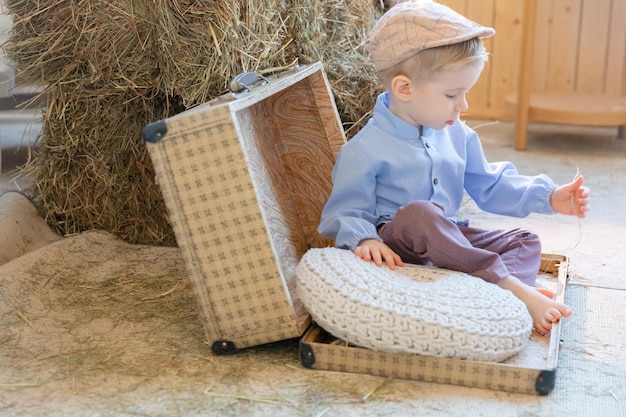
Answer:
[
  {"left": 550, "top": 175, "right": 590, "bottom": 217},
  {"left": 354, "top": 239, "right": 404, "bottom": 270}
]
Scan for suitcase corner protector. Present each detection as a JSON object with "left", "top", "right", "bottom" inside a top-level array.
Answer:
[
  {"left": 299, "top": 340, "right": 316, "bottom": 368},
  {"left": 211, "top": 340, "right": 237, "bottom": 355},
  {"left": 142, "top": 119, "right": 168, "bottom": 143},
  {"left": 535, "top": 368, "right": 557, "bottom": 395}
]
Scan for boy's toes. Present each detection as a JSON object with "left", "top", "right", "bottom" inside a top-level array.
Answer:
[
  {"left": 535, "top": 308, "right": 566, "bottom": 335},
  {"left": 534, "top": 321, "right": 552, "bottom": 335},
  {"left": 559, "top": 305, "right": 573, "bottom": 318},
  {"left": 546, "top": 307, "right": 562, "bottom": 324}
]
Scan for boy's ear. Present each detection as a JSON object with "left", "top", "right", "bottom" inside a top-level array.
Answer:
[{"left": 390, "top": 75, "right": 412, "bottom": 101}]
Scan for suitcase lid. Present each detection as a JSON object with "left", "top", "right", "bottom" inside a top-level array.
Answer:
[{"left": 143, "top": 62, "right": 346, "bottom": 351}]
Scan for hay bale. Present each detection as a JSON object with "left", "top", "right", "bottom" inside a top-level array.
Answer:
[
  {"left": 290, "top": 0, "right": 384, "bottom": 136},
  {"left": 4, "top": 0, "right": 383, "bottom": 245}
]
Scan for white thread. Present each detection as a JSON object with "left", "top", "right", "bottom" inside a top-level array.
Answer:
[
  {"left": 468, "top": 120, "right": 501, "bottom": 130},
  {"left": 559, "top": 164, "right": 584, "bottom": 253},
  {"left": 296, "top": 247, "right": 533, "bottom": 362}
]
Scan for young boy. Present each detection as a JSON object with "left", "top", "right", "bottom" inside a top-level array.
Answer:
[{"left": 318, "top": 0, "right": 590, "bottom": 335}]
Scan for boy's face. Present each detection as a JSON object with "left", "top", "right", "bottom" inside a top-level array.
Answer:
[{"left": 392, "top": 60, "right": 484, "bottom": 130}]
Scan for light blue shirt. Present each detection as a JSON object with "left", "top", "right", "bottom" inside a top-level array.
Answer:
[{"left": 319, "top": 92, "right": 557, "bottom": 250}]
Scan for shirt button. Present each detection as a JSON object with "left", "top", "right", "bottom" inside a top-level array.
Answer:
[
  {"left": 424, "top": 142, "right": 430, "bottom": 148},
  {"left": 433, "top": 178, "right": 439, "bottom": 185}
]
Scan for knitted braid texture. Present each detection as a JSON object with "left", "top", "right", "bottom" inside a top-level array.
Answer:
[{"left": 296, "top": 247, "right": 533, "bottom": 362}]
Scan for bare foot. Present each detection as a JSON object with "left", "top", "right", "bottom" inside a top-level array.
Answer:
[
  {"left": 498, "top": 276, "right": 572, "bottom": 335},
  {"left": 524, "top": 291, "right": 571, "bottom": 334}
]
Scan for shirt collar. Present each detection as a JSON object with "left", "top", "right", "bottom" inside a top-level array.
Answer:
[{"left": 372, "top": 92, "right": 434, "bottom": 140}]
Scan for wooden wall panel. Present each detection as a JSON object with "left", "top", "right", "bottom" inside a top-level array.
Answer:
[
  {"left": 439, "top": 0, "right": 626, "bottom": 119},
  {"left": 606, "top": 0, "right": 626, "bottom": 95},
  {"left": 464, "top": 0, "right": 497, "bottom": 117},
  {"left": 576, "top": 0, "right": 611, "bottom": 93},
  {"left": 488, "top": 0, "right": 524, "bottom": 115},
  {"left": 441, "top": 0, "right": 466, "bottom": 13},
  {"left": 531, "top": 0, "right": 553, "bottom": 92},
  {"left": 547, "top": 0, "right": 581, "bottom": 93}
]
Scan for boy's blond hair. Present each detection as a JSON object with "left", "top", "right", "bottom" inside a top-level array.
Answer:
[{"left": 377, "top": 37, "right": 489, "bottom": 87}]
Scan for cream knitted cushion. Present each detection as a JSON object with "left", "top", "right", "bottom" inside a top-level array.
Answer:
[{"left": 296, "top": 247, "right": 533, "bottom": 362}]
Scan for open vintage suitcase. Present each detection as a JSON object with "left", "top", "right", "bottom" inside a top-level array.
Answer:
[
  {"left": 142, "top": 62, "right": 569, "bottom": 395},
  {"left": 142, "top": 62, "right": 345, "bottom": 353}
]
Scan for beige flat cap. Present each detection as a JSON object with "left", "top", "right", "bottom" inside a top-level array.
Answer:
[{"left": 369, "top": 0, "right": 495, "bottom": 72}]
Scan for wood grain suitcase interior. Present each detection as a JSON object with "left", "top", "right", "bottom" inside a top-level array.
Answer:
[
  {"left": 142, "top": 62, "right": 346, "bottom": 353},
  {"left": 299, "top": 254, "right": 569, "bottom": 395}
]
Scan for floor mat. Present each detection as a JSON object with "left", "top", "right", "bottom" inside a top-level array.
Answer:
[{"left": 543, "top": 284, "right": 626, "bottom": 416}]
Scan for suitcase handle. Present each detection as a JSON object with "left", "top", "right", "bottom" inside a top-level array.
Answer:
[
  {"left": 229, "top": 71, "right": 268, "bottom": 93},
  {"left": 228, "top": 60, "right": 301, "bottom": 93}
]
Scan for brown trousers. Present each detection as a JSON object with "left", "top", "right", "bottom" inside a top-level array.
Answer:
[{"left": 377, "top": 201, "right": 542, "bottom": 286}]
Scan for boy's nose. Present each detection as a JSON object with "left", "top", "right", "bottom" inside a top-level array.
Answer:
[{"left": 455, "top": 97, "right": 469, "bottom": 113}]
